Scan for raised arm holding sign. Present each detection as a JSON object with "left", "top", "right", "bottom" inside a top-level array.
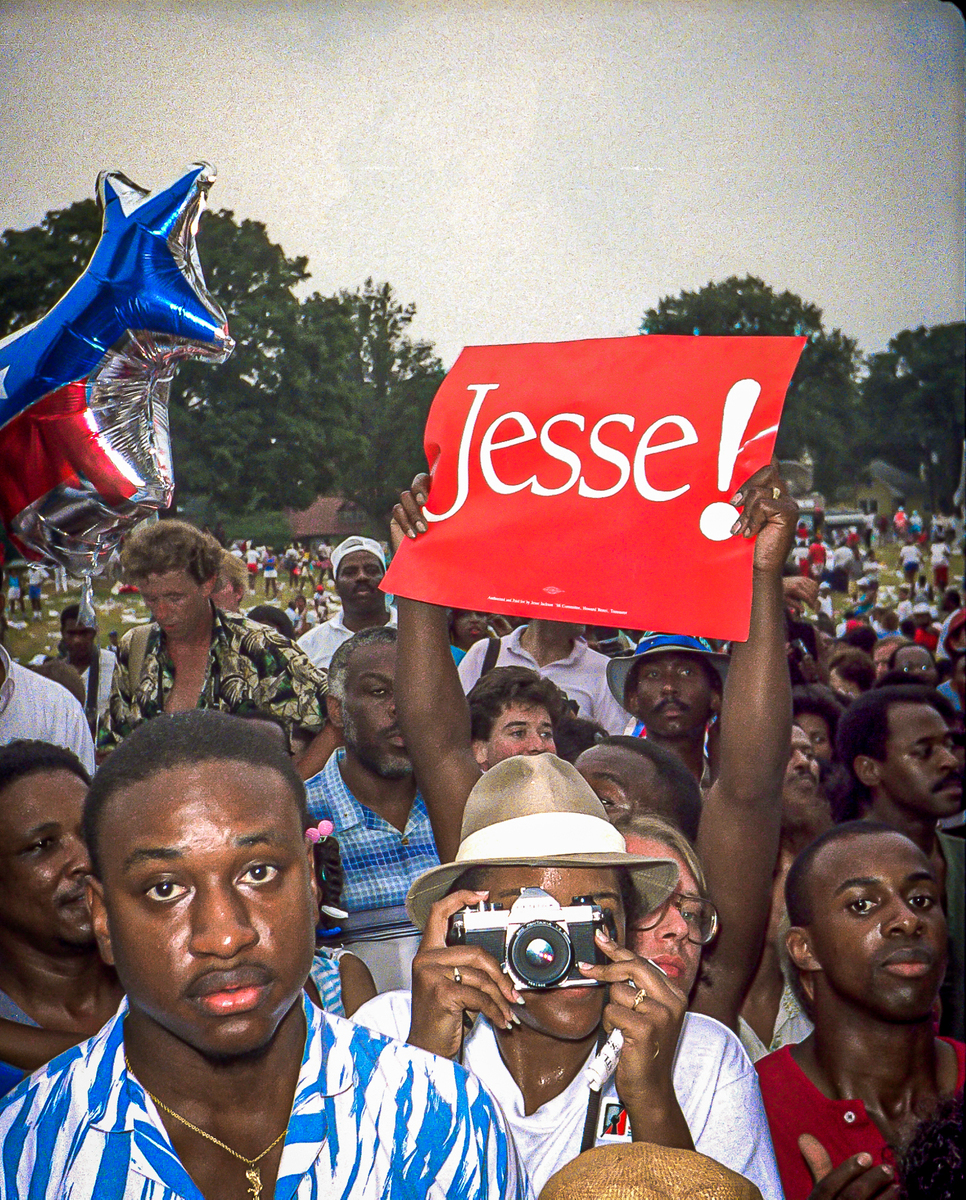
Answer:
[
  {"left": 383, "top": 334, "right": 805, "bottom": 640},
  {"left": 390, "top": 333, "right": 802, "bottom": 1033},
  {"left": 393, "top": 461, "right": 796, "bottom": 1032}
]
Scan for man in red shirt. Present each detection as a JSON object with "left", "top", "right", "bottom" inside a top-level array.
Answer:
[
  {"left": 755, "top": 823, "right": 963, "bottom": 1200},
  {"left": 911, "top": 604, "right": 939, "bottom": 653},
  {"left": 806, "top": 537, "right": 826, "bottom": 581}
]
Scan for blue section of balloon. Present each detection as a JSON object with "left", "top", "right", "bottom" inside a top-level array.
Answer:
[
  {"left": 0, "top": 162, "right": 232, "bottom": 580},
  {"left": 0, "top": 163, "right": 229, "bottom": 427}
]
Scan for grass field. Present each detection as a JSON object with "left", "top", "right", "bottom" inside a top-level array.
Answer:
[
  {"left": 3, "top": 539, "right": 963, "bottom": 667},
  {"left": 2, "top": 572, "right": 314, "bottom": 666}
]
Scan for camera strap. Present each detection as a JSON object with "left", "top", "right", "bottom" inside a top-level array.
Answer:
[{"left": 580, "top": 1028, "right": 608, "bottom": 1153}]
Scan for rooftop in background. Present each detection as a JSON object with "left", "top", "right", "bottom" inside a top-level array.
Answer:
[{"left": 285, "top": 496, "right": 369, "bottom": 542}]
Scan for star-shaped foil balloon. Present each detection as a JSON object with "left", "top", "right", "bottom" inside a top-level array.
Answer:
[{"left": 0, "top": 162, "right": 233, "bottom": 581}]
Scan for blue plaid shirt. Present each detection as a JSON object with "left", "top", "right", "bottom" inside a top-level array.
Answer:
[
  {"left": 0, "top": 995, "right": 531, "bottom": 1200},
  {"left": 306, "top": 750, "right": 439, "bottom": 911}
]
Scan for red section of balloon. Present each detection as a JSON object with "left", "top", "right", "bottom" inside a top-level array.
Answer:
[
  {"left": 0, "top": 383, "right": 137, "bottom": 520},
  {"left": 382, "top": 334, "right": 805, "bottom": 641}
]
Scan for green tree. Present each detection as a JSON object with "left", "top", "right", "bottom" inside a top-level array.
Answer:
[
  {"left": 640, "top": 275, "right": 862, "bottom": 497},
  {"left": 0, "top": 199, "right": 100, "bottom": 337},
  {"left": 315, "top": 278, "right": 445, "bottom": 530},
  {"left": 859, "top": 323, "right": 965, "bottom": 511},
  {"left": 168, "top": 208, "right": 358, "bottom": 515}
]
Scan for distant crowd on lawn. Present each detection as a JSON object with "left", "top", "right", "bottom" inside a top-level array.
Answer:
[{"left": 0, "top": 479, "right": 963, "bottom": 1200}]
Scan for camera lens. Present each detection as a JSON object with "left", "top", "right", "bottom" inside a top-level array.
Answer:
[{"left": 508, "top": 921, "right": 572, "bottom": 988}]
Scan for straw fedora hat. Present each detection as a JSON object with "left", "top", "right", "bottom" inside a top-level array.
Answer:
[
  {"left": 539, "top": 1143, "right": 764, "bottom": 1200},
  {"left": 405, "top": 754, "right": 678, "bottom": 929}
]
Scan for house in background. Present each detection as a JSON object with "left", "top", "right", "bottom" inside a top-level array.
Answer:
[
  {"left": 842, "top": 458, "right": 929, "bottom": 518},
  {"left": 285, "top": 496, "right": 371, "bottom": 551}
]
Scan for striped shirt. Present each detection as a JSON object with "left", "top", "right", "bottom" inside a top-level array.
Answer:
[
  {"left": 0, "top": 994, "right": 531, "bottom": 1200},
  {"left": 305, "top": 750, "right": 439, "bottom": 911},
  {"left": 309, "top": 947, "right": 347, "bottom": 1017}
]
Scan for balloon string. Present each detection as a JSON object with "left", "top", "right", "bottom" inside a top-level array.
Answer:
[{"left": 78, "top": 575, "right": 97, "bottom": 629}]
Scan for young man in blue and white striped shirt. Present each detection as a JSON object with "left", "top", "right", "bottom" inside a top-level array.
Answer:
[{"left": 0, "top": 710, "right": 529, "bottom": 1200}]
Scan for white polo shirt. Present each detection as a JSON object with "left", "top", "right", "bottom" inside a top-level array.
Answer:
[{"left": 457, "top": 625, "right": 628, "bottom": 734}]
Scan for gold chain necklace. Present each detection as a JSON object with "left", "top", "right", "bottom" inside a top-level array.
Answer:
[{"left": 124, "top": 1053, "right": 287, "bottom": 1200}]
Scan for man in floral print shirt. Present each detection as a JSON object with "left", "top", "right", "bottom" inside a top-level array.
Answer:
[{"left": 97, "top": 520, "right": 329, "bottom": 759}]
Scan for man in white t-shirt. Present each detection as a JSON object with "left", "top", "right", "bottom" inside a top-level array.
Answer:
[
  {"left": 930, "top": 538, "right": 951, "bottom": 592},
  {"left": 353, "top": 755, "right": 781, "bottom": 1200},
  {"left": 297, "top": 537, "right": 395, "bottom": 670},
  {"left": 828, "top": 542, "right": 853, "bottom": 593},
  {"left": 817, "top": 582, "right": 834, "bottom": 619},
  {"left": 26, "top": 564, "right": 47, "bottom": 622},
  {"left": 899, "top": 539, "right": 923, "bottom": 584}
]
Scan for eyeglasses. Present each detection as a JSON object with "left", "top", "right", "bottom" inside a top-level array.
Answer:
[{"left": 632, "top": 892, "right": 718, "bottom": 946}]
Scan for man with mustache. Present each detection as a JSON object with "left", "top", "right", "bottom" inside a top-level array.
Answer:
[
  {"left": 304, "top": 627, "right": 439, "bottom": 990},
  {"left": 0, "top": 711, "right": 527, "bottom": 1199},
  {"left": 834, "top": 685, "right": 964, "bottom": 1040},
  {"left": 755, "top": 823, "right": 964, "bottom": 1200},
  {"left": 779, "top": 725, "right": 833, "bottom": 851},
  {"left": 605, "top": 632, "right": 728, "bottom": 786},
  {"left": 298, "top": 537, "right": 396, "bottom": 670}
]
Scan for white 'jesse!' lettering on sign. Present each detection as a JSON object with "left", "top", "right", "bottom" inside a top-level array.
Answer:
[{"left": 423, "top": 381, "right": 758, "bottom": 524}]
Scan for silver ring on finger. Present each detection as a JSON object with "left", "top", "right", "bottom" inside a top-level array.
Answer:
[
  {"left": 771, "top": 486, "right": 781, "bottom": 499},
  {"left": 453, "top": 966, "right": 462, "bottom": 986}
]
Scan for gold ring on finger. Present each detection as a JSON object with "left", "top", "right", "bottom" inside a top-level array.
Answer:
[
  {"left": 633, "top": 987, "right": 647, "bottom": 1012},
  {"left": 453, "top": 967, "right": 462, "bottom": 986},
  {"left": 771, "top": 486, "right": 781, "bottom": 499}
]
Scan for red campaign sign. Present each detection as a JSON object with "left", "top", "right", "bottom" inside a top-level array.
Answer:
[{"left": 382, "top": 335, "right": 805, "bottom": 641}]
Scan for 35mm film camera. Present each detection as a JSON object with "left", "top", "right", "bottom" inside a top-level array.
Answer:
[{"left": 447, "top": 887, "right": 618, "bottom": 991}]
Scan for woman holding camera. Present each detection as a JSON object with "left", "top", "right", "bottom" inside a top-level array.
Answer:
[{"left": 353, "top": 755, "right": 782, "bottom": 1199}]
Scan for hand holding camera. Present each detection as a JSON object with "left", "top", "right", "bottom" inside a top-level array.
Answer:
[
  {"left": 577, "top": 927, "right": 692, "bottom": 1148},
  {"left": 408, "top": 889, "right": 524, "bottom": 1061}
]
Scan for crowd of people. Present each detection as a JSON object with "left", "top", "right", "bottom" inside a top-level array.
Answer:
[{"left": 0, "top": 467, "right": 962, "bottom": 1200}]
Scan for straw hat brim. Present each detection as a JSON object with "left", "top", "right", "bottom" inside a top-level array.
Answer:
[
  {"left": 539, "top": 1142, "right": 764, "bottom": 1200},
  {"left": 406, "top": 850, "right": 679, "bottom": 930}
]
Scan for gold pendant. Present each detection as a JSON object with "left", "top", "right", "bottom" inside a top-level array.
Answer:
[{"left": 245, "top": 1165, "right": 262, "bottom": 1200}]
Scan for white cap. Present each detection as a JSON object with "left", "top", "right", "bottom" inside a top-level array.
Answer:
[{"left": 331, "top": 536, "right": 386, "bottom": 577}]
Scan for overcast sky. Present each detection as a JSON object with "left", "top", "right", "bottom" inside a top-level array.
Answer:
[{"left": 1, "top": 0, "right": 963, "bottom": 367}]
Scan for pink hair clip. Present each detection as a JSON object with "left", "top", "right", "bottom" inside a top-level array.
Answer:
[{"left": 305, "top": 819, "right": 335, "bottom": 844}]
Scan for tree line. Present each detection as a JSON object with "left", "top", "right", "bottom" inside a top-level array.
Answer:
[
  {"left": 640, "top": 276, "right": 964, "bottom": 509},
  {"left": 1, "top": 202, "right": 962, "bottom": 531}
]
